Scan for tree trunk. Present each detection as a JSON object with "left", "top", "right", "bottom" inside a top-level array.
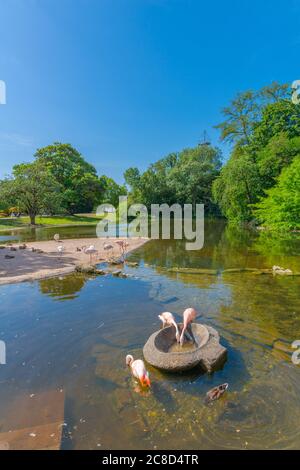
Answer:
[{"left": 29, "top": 214, "right": 36, "bottom": 225}]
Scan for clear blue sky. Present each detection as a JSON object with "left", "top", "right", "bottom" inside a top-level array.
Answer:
[{"left": 1, "top": 0, "right": 300, "bottom": 182}]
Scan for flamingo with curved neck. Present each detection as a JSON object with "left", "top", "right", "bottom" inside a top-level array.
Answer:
[
  {"left": 180, "top": 307, "right": 197, "bottom": 346},
  {"left": 158, "top": 311, "right": 180, "bottom": 343}
]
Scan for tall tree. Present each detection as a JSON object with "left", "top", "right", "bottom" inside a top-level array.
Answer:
[
  {"left": 34, "top": 143, "right": 104, "bottom": 213},
  {"left": 0, "top": 161, "right": 62, "bottom": 225}
]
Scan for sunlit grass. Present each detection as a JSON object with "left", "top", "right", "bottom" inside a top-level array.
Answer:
[{"left": 0, "top": 214, "right": 103, "bottom": 230}]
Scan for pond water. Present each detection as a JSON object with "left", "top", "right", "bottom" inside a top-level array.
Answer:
[{"left": 0, "top": 220, "right": 300, "bottom": 449}]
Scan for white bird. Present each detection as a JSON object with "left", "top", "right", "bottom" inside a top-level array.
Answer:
[
  {"left": 158, "top": 311, "right": 180, "bottom": 342},
  {"left": 126, "top": 354, "right": 151, "bottom": 387},
  {"left": 103, "top": 242, "right": 114, "bottom": 260},
  {"left": 180, "top": 307, "right": 197, "bottom": 346},
  {"left": 54, "top": 233, "right": 60, "bottom": 242},
  {"left": 84, "top": 245, "right": 98, "bottom": 263},
  {"left": 57, "top": 245, "right": 64, "bottom": 259}
]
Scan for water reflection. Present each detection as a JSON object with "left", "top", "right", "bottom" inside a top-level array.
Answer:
[{"left": 39, "top": 273, "right": 87, "bottom": 301}]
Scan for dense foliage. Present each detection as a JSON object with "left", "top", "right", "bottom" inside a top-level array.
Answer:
[
  {"left": 213, "top": 82, "right": 300, "bottom": 230},
  {"left": 34, "top": 143, "right": 104, "bottom": 214},
  {"left": 124, "top": 144, "right": 222, "bottom": 214},
  {"left": 0, "top": 143, "right": 125, "bottom": 223},
  {"left": 253, "top": 156, "right": 300, "bottom": 231},
  {"left": 0, "top": 161, "right": 62, "bottom": 224}
]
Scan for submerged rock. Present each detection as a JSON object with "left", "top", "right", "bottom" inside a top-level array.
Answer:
[
  {"left": 168, "top": 267, "right": 218, "bottom": 275},
  {"left": 125, "top": 261, "right": 139, "bottom": 267},
  {"left": 112, "top": 270, "right": 128, "bottom": 278}
]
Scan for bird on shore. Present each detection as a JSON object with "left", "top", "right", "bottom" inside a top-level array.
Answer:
[
  {"left": 103, "top": 242, "right": 114, "bottom": 260},
  {"left": 126, "top": 355, "right": 151, "bottom": 387},
  {"left": 158, "top": 312, "right": 180, "bottom": 342},
  {"left": 57, "top": 245, "right": 65, "bottom": 259},
  {"left": 84, "top": 245, "right": 98, "bottom": 263},
  {"left": 115, "top": 239, "right": 129, "bottom": 261},
  {"left": 180, "top": 307, "right": 197, "bottom": 346},
  {"left": 54, "top": 233, "right": 60, "bottom": 242}
]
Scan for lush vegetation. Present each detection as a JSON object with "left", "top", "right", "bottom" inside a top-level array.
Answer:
[
  {"left": 0, "top": 143, "right": 125, "bottom": 225},
  {"left": 1, "top": 82, "right": 299, "bottom": 232},
  {"left": 212, "top": 82, "right": 300, "bottom": 231},
  {"left": 124, "top": 143, "right": 222, "bottom": 215}
]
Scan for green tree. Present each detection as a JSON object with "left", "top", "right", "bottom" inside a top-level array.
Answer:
[
  {"left": 215, "top": 82, "right": 290, "bottom": 146},
  {"left": 213, "top": 147, "right": 262, "bottom": 223},
  {"left": 34, "top": 143, "right": 104, "bottom": 213},
  {"left": 215, "top": 90, "right": 260, "bottom": 145},
  {"left": 124, "top": 145, "right": 221, "bottom": 212},
  {"left": 167, "top": 145, "right": 221, "bottom": 212},
  {"left": 99, "top": 175, "right": 127, "bottom": 207},
  {"left": 252, "top": 100, "right": 300, "bottom": 148},
  {"left": 0, "top": 161, "right": 62, "bottom": 225},
  {"left": 253, "top": 156, "right": 300, "bottom": 231}
]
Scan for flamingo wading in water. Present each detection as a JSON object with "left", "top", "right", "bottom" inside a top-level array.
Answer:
[
  {"left": 180, "top": 307, "right": 197, "bottom": 346},
  {"left": 158, "top": 311, "right": 180, "bottom": 342},
  {"left": 126, "top": 355, "right": 151, "bottom": 387}
]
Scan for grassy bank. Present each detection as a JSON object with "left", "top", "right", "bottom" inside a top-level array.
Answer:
[{"left": 0, "top": 214, "right": 102, "bottom": 231}]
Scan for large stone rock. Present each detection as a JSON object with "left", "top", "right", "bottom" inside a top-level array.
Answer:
[{"left": 143, "top": 323, "right": 227, "bottom": 373}]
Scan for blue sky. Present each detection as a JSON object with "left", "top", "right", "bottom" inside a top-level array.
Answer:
[{"left": 0, "top": 0, "right": 300, "bottom": 183}]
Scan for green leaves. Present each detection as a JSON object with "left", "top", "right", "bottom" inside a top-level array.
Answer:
[
  {"left": 253, "top": 156, "right": 300, "bottom": 231},
  {"left": 0, "top": 160, "right": 63, "bottom": 224},
  {"left": 124, "top": 144, "right": 222, "bottom": 213},
  {"left": 34, "top": 142, "right": 103, "bottom": 214}
]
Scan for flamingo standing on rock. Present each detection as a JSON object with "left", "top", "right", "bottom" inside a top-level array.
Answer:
[
  {"left": 126, "top": 355, "right": 151, "bottom": 387},
  {"left": 158, "top": 312, "right": 180, "bottom": 342},
  {"left": 180, "top": 307, "right": 197, "bottom": 346}
]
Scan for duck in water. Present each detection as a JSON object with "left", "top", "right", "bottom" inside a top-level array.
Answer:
[
  {"left": 158, "top": 311, "right": 180, "bottom": 343},
  {"left": 126, "top": 355, "right": 151, "bottom": 388},
  {"left": 206, "top": 383, "right": 229, "bottom": 402}
]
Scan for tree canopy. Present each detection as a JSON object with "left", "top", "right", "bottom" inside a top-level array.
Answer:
[
  {"left": 213, "top": 81, "right": 300, "bottom": 229},
  {"left": 0, "top": 161, "right": 62, "bottom": 224},
  {"left": 125, "top": 144, "right": 222, "bottom": 214},
  {"left": 253, "top": 156, "right": 300, "bottom": 231},
  {"left": 34, "top": 143, "right": 104, "bottom": 214}
]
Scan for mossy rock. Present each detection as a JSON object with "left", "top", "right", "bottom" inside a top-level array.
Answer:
[
  {"left": 75, "top": 265, "right": 105, "bottom": 275},
  {"left": 168, "top": 267, "right": 218, "bottom": 275}
]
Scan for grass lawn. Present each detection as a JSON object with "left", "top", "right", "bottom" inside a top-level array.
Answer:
[{"left": 0, "top": 214, "right": 102, "bottom": 231}]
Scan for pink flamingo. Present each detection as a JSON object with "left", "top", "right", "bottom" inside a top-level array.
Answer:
[
  {"left": 180, "top": 307, "right": 197, "bottom": 346},
  {"left": 84, "top": 245, "right": 98, "bottom": 263},
  {"left": 126, "top": 355, "right": 151, "bottom": 387},
  {"left": 103, "top": 242, "right": 114, "bottom": 261},
  {"left": 115, "top": 239, "right": 129, "bottom": 261},
  {"left": 158, "top": 312, "right": 180, "bottom": 342}
]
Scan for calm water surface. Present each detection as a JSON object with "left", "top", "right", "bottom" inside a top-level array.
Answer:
[{"left": 0, "top": 220, "right": 300, "bottom": 449}]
